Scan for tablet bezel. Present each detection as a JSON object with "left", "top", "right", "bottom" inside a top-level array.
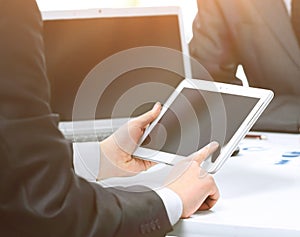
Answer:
[{"left": 133, "top": 78, "right": 274, "bottom": 173}]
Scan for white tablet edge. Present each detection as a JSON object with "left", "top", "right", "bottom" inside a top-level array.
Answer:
[{"left": 133, "top": 78, "right": 274, "bottom": 173}]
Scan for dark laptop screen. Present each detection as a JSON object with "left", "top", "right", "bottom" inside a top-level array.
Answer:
[{"left": 43, "top": 13, "right": 185, "bottom": 120}]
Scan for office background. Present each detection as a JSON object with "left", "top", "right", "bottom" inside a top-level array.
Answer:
[{"left": 36, "top": 1, "right": 300, "bottom": 236}]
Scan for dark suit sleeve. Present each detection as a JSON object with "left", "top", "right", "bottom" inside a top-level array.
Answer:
[
  {"left": 189, "top": 0, "right": 241, "bottom": 84},
  {"left": 0, "top": 1, "right": 172, "bottom": 236}
]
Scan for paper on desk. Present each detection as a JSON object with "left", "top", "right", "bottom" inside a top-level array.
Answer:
[{"left": 238, "top": 132, "right": 300, "bottom": 167}]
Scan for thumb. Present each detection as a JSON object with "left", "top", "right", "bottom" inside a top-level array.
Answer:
[{"left": 133, "top": 102, "right": 161, "bottom": 128}]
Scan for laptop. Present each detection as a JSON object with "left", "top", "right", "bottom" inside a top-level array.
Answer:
[{"left": 41, "top": 6, "right": 191, "bottom": 142}]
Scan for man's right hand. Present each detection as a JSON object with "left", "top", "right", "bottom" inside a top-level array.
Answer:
[{"left": 166, "top": 142, "right": 220, "bottom": 218}]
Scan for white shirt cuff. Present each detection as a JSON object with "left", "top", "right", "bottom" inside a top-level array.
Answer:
[
  {"left": 73, "top": 142, "right": 100, "bottom": 181},
  {"left": 155, "top": 188, "right": 183, "bottom": 225}
]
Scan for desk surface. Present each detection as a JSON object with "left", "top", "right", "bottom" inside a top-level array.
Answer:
[
  {"left": 170, "top": 132, "right": 300, "bottom": 237},
  {"left": 77, "top": 131, "right": 300, "bottom": 236}
]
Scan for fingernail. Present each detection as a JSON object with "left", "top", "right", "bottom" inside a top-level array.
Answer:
[
  {"left": 209, "top": 141, "right": 219, "bottom": 150},
  {"left": 153, "top": 102, "right": 161, "bottom": 110}
]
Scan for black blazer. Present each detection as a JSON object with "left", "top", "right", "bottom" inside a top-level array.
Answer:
[
  {"left": 0, "top": 1, "right": 172, "bottom": 236},
  {"left": 190, "top": 0, "right": 300, "bottom": 133}
]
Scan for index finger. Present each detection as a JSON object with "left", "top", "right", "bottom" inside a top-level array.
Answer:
[{"left": 190, "top": 141, "right": 219, "bottom": 165}]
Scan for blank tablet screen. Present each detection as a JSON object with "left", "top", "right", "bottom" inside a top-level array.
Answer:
[{"left": 141, "top": 88, "right": 259, "bottom": 158}]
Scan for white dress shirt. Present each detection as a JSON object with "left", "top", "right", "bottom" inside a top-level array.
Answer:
[{"left": 73, "top": 142, "right": 183, "bottom": 225}]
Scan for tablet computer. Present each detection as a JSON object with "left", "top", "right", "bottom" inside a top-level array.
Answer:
[{"left": 133, "top": 79, "right": 273, "bottom": 174}]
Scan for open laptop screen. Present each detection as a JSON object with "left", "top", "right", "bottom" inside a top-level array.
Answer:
[{"left": 43, "top": 8, "right": 188, "bottom": 121}]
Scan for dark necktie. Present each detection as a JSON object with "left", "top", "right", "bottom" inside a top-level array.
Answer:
[{"left": 292, "top": 0, "right": 300, "bottom": 45}]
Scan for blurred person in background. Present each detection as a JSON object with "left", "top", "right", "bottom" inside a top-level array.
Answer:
[{"left": 190, "top": 0, "right": 300, "bottom": 133}]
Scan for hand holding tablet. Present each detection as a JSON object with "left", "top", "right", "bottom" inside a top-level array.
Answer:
[{"left": 133, "top": 79, "right": 273, "bottom": 174}]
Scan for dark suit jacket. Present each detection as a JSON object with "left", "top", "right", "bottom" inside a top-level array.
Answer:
[
  {"left": 0, "top": 1, "right": 172, "bottom": 236},
  {"left": 190, "top": 0, "right": 300, "bottom": 133}
]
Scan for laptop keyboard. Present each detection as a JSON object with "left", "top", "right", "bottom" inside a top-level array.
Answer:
[{"left": 63, "top": 131, "right": 113, "bottom": 143}]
